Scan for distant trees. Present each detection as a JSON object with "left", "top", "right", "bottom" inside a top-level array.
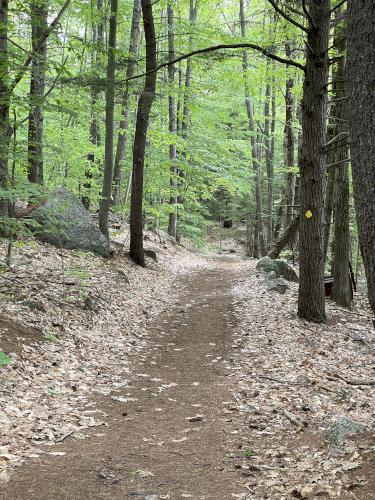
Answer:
[
  {"left": 98, "top": 0, "right": 118, "bottom": 239},
  {"left": 112, "top": 0, "right": 142, "bottom": 206}
]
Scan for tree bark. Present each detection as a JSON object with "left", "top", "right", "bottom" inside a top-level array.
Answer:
[
  {"left": 112, "top": 0, "right": 141, "bottom": 205},
  {"left": 268, "top": 214, "right": 300, "bottom": 259},
  {"left": 347, "top": 0, "right": 375, "bottom": 314},
  {"left": 129, "top": 0, "right": 157, "bottom": 265},
  {"left": 331, "top": 24, "right": 351, "bottom": 307},
  {"left": 297, "top": 1, "right": 330, "bottom": 323},
  {"left": 324, "top": 164, "right": 335, "bottom": 265},
  {"left": 264, "top": 61, "right": 274, "bottom": 250},
  {"left": 284, "top": 41, "right": 295, "bottom": 228},
  {"left": 167, "top": 3, "right": 178, "bottom": 238},
  {"left": 0, "top": 0, "right": 10, "bottom": 217},
  {"left": 27, "top": 0, "right": 48, "bottom": 185},
  {"left": 98, "top": 0, "right": 118, "bottom": 239},
  {"left": 83, "top": 0, "right": 104, "bottom": 210},
  {"left": 239, "top": 0, "right": 266, "bottom": 257}
]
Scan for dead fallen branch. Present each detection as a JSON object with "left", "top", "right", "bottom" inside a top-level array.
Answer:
[{"left": 283, "top": 410, "right": 306, "bottom": 428}]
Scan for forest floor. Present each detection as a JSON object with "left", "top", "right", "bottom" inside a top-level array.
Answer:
[{"left": 0, "top": 234, "right": 374, "bottom": 499}]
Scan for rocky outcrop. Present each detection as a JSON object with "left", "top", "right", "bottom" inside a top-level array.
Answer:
[{"left": 30, "top": 188, "right": 110, "bottom": 257}]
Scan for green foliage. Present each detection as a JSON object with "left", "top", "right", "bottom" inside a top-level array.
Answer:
[
  {"left": 0, "top": 351, "right": 12, "bottom": 366},
  {"left": 43, "top": 332, "right": 59, "bottom": 343}
]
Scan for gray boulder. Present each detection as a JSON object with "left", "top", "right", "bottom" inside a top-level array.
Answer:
[
  {"left": 324, "top": 417, "right": 366, "bottom": 445},
  {"left": 274, "top": 259, "right": 299, "bottom": 282},
  {"left": 30, "top": 188, "right": 110, "bottom": 257},
  {"left": 256, "top": 256, "right": 299, "bottom": 282},
  {"left": 266, "top": 277, "right": 290, "bottom": 294},
  {"left": 256, "top": 256, "right": 277, "bottom": 274}
]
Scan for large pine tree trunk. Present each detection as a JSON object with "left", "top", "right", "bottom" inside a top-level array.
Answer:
[
  {"left": 347, "top": 0, "right": 375, "bottom": 314},
  {"left": 98, "top": 0, "right": 118, "bottom": 239},
  {"left": 112, "top": 0, "right": 141, "bottom": 206},
  {"left": 0, "top": 0, "right": 10, "bottom": 217},
  {"left": 167, "top": 3, "right": 178, "bottom": 238},
  {"left": 129, "top": 0, "right": 157, "bottom": 265},
  {"left": 297, "top": 1, "right": 330, "bottom": 323},
  {"left": 27, "top": 1, "right": 48, "bottom": 185}
]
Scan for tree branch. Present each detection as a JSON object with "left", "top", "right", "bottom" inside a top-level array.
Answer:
[
  {"left": 302, "top": 0, "right": 316, "bottom": 29},
  {"left": 266, "top": 0, "right": 309, "bottom": 33},
  {"left": 126, "top": 42, "right": 305, "bottom": 83},
  {"left": 326, "top": 157, "right": 351, "bottom": 169},
  {"left": 331, "top": 0, "right": 347, "bottom": 13},
  {"left": 9, "top": 0, "right": 72, "bottom": 92}
]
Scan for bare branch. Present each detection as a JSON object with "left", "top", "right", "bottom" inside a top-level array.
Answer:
[
  {"left": 324, "top": 132, "right": 348, "bottom": 148},
  {"left": 331, "top": 0, "right": 347, "bottom": 13},
  {"left": 266, "top": 0, "right": 308, "bottom": 33},
  {"left": 126, "top": 42, "right": 305, "bottom": 84},
  {"left": 326, "top": 157, "right": 351, "bottom": 169},
  {"left": 9, "top": 0, "right": 72, "bottom": 92},
  {"left": 302, "top": 0, "right": 316, "bottom": 29}
]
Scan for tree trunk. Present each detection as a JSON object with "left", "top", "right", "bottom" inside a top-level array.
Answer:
[
  {"left": 268, "top": 214, "right": 300, "bottom": 259},
  {"left": 98, "top": 0, "right": 118, "bottom": 239},
  {"left": 129, "top": 0, "right": 157, "bottom": 265},
  {"left": 0, "top": 0, "right": 10, "bottom": 217},
  {"left": 27, "top": 0, "right": 48, "bottom": 185},
  {"left": 239, "top": 0, "right": 266, "bottom": 257},
  {"left": 264, "top": 61, "right": 274, "bottom": 250},
  {"left": 112, "top": 0, "right": 141, "bottom": 205},
  {"left": 324, "top": 164, "right": 336, "bottom": 264},
  {"left": 331, "top": 25, "right": 351, "bottom": 307},
  {"left": 175, "top": 0, "right": 197, "bottom": 243},
  {"left": 167, "top": 3, "right": 178, "bottom": 238},
  {"left": 297, "top": 1, "right": 330, "bottom": 323},
  {"left": 347, "top": 0, "right": 375, "bottom": 314},
  {"left": 284, "top": 41, "right": 295, "bottom": 228},
  {"left": 83, "top": 0, "right": 104, "bottom": 210}
]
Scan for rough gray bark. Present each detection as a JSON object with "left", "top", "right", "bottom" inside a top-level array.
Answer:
[
  {"left": 112, "top": 0, "right": 141, "bottom": 206},
  {"left": 239, "top": 0, "right": 266, "bottom": 257},
  {"left": 167, "top": 3, "right": 178, "bottom": 238},
  {"left": 347, "top": 0, "right": 375, "bottom": 314},
  {"left": 0, "top": 0, "right": 10, "bottom": 217},
  {"left": 129, "top": 0, "right": 157, "bottom": 265},
  {"left": 297, "top": 0, "right": 330, "bottom": 323},
  {"left": 27, "top": 0, "right": 48, "bottom": 185},
  {"left": 98, "top": 0, "right": 118, "bottom": 239},
  {"left": 324, "top": 164, "right": 336, "bottom": 265},
  {"left": 331, "top": 27, "right": 351, "bottom": 308},
  {"left": 284, "top": 41, "right": 295, "bottom": 228}
]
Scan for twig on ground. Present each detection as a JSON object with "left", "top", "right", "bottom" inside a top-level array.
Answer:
[
  {"left": 56, "top": 430, "right": 74, "bottom": 443},
  {"left": 283, "top": 409, "right": 306, "bottom": 428}
]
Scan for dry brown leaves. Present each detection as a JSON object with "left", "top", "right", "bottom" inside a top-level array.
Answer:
[
  {"left": 0, "top": 230, "right": 209, "bottom": 477},
  {"left": 230, "top": 260, "right": 375, "bottom": 499}
]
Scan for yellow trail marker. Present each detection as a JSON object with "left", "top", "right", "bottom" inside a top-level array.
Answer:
[{"left": 305, "top": 210, "right": 313, "bottom": 219}]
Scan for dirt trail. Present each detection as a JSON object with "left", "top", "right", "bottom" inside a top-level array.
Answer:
[{"left": 2, "top": 258, "right": 247, "bottom": 500}]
